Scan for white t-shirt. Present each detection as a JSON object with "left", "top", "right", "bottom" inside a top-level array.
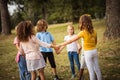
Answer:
[{"left": 64, "top": 34, "right": 78, "bottom": 52}]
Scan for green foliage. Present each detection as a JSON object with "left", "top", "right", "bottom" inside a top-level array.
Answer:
[
  {"left": 9, "top": 0, "right": 105, "bottom": 28},
  {"left": 11, "top": 11, "right": 24, "bottom": 28}
]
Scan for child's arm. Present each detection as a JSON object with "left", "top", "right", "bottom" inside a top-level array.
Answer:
[
  {"left": 51, "top": 40, "right": 57, "bottom": 49},
  {"left": 95, "top": 36, "right": 97, "bottom": 45},
  {"left": 34, "top": 36, "right": 52, "bottom": 48},
  {"left": 51, "top": 40, "right": 65, "bottom": 54},
  {"left": 94, "top": 31, "right": 97, "bottom": 45},
  {"left": 50, "top": 44, "right": 65, "bottom": 54},
  {"left": 14, "top": 37, "right": 25, "bottom": 56},
  {"left": 35, "top": 36, "right": 60, "bottom": 51},
  {"left": 52, "top": 40, "right": 56, "bottom": 45},
  {"left": 35, "top": 36, "right": 61, "bottom": 51},
  {"left": 19, "top": 43, "right": 25, "bottom": 56},
  {"left": 14, "top": 37, "right": 20, "bottom": 50},
  {"left": 51, "top": 40, "right": 59, "bottom": 54},
  {"left": 56, "top": 46, "right": 65, "bottom": 54},
  {"left": 77, "top": 41, "right": 82, "bottom": 54},
  {"left": 50, "top": 44, "right": 59, "bottom": 50},
  {"left": 14, "top": 43, "right": 25, "bottom": 56},
  {"left": 15, "top": 43, "right": 20, "bottom": 51},
  {"left": 60, "top": 35, "right": 80, "bottom": 46}
]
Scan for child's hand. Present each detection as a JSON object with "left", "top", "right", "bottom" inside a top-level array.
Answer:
[
  {"left": 55, "top": 45, "right": 65, "bottom": 54},
  {"left": 54, "top": 44, "right": 61, "bottom": 54},
  {"left": 54, "top": 46, "right": 59, "bottom": 54},
  {"left": 77, "top": 47, "right": 82, "bottom": 54},
  {"left": 51, "top": 44, "right": 59, "bottom": 50}
]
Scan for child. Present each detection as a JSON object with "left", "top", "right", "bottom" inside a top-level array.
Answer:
[
  {"left": 58, "top": 14, "right": 102, "bottom": 80},
  {"left": 36, "top": 19, "right": 59, "bottom": 80},
  {"left": 63, "top": 25, "right": 81, "bottom": 79},
  {"left": 16, "top": 21, "right": 57, "bottom": 80},
  {"left": 14, "top": 27, "right": 31, "bottom": 80}
]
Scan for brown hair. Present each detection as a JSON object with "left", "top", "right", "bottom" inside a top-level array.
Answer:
[
  {"left": 17, "top": 21, "right": 35, "bottom": 42},
  {"left": 36, "top": 19, "right": 48, "bottom": 32},
  {"left": 78, "top": 14, "right": 93, "bottom": 34}
]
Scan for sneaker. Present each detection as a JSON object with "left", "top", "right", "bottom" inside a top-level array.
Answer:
[
  {"left": 71, "top": 74, "right": 75, "bottom": 79},
  {"left": 36, "top": 76, "right": 41, "bottom": 80},
  {"left": 53, "top": 75, "right": 59, "bottom": 80}
]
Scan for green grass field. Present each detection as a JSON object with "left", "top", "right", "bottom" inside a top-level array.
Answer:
[{"left": 0, "top": 19, "right": 120, "bottom": 80}]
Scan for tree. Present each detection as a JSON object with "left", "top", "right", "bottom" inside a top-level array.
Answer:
[
  {"left": 0, "top": 0, "right": 11, "bottom": 35},
  {"left": 71, "top": 0, "right": 81, "bottom": 22},
  {"left": 104, "top": 0, "right": 120, "bottom": 39},
  {"left": 9, "top": 0, "right": 106, "bottom": 26}
]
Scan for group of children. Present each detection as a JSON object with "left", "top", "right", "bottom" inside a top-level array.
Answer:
[{"left": 13, "top": 14, "right": 102, "bottom": 80}]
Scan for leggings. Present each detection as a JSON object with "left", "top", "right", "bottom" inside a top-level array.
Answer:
[{"left": 84, "top": 49, "right": 102, "bottom": 80}]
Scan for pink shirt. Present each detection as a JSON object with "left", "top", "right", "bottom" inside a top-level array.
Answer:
[{"left": 20, "top": 36, "right": 51, "bottom": 60}]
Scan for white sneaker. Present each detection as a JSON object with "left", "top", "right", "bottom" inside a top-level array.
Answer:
[
  {"left": 54, "top": 77, "right": 59, "bottom": 80},
  {"left": 53, "top": 75, "right": 59, "bottom": 80},
  {"left": 71, "top": 74, "right": 75, "bottom": 79}
]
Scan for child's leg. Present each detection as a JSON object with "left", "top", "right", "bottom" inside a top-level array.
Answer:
[
  {"left": 73, "top": 52, "right": 80, "bottom": 71},
  {"left": 18, "top": 55, "right": 27, "bottom": 80},
  {"left": 79, "top": 53, "right": 86, "bottom": 80},
  {"left": 47, "top": 52, "right": 56, "bottom": 74},
  {"left": 93, "top": 50, "right": 102, "bottom": 80},
  {"left": 79, "top": 69, "right": 84, "bottom": 80},
  {"left": 23, "top": 57, "right": 31, "bottom": 80},
  {"left": 38, "top": 68, "right": 45, "bottom": 80},
  {"left": 47, "top": 52, "right": 59, "bottom": 79},
  {"left": 31, "top": 71, "right": 36, "bottom": 80},
  {"left": 84, "top": 51, "right": 95, "bottom": 80},
  {"left": 19, "top": 55, "right": 31, "bottom": 80},
  {"left": 68, "top": 52, "right": 75, "bottom": 76},
  {"left": 26, "top": 71, "right": 31, "bottom": 80},
  {"left": 48, "top": 52, "right": 58, "bottom": 78},
  {"left": 36, "top": 71, "right": 41, "bottom": 80}
]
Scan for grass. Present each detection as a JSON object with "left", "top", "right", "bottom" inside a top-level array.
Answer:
[{"left": 0, "top": 19, "right": 120, "bottom": 80}]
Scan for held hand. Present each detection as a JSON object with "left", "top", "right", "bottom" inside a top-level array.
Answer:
[
  {"left": 54, "top": 44, "right": 61, "bottom": 54},
  {"left": 51, "top": 44, "right": 61, "bottom": 54},
  {"left": 77, "top": 47, "right": 82, "bottom": 54},
  {"left": 51, "top": 44, "right": 60, "bottom": 50},
  {"left": 55, "top": 45, "right": 65, "bottom": 54}
]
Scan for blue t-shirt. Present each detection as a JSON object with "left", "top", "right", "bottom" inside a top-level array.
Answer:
[{"left": 36, "top": 32, "right": 54, "bottom": 52}]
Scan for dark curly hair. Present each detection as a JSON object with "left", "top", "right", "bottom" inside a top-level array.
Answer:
[
  {"left": 78, "top": 14, "right": 94, "bottom": 34},
  {"left": 17, "top": 21, "right": 35, "bottom": 42},
  {"left": 36, "top": 19, "right": 48, "bottom": 32}
]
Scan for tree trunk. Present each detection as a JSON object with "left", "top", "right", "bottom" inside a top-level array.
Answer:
[
  {"left": 104, "top": 0, "right": 120, "bottom": 39},
  {"left": 0, "top": 0, "right": 11, "bottom": 35},
  {"left": 42, "top": 3, "right": 47, "bottom": 20},
  {"left": 71, "top": 0, "right": 81, "bottom": 22}
]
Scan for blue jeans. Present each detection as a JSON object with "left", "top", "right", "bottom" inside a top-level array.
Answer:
[
  {"left": 18, "top": 55, "right": 31, "bottom": 80},
  {"left": 68, "top": 51, "right": 81, "bottom": 75}
]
